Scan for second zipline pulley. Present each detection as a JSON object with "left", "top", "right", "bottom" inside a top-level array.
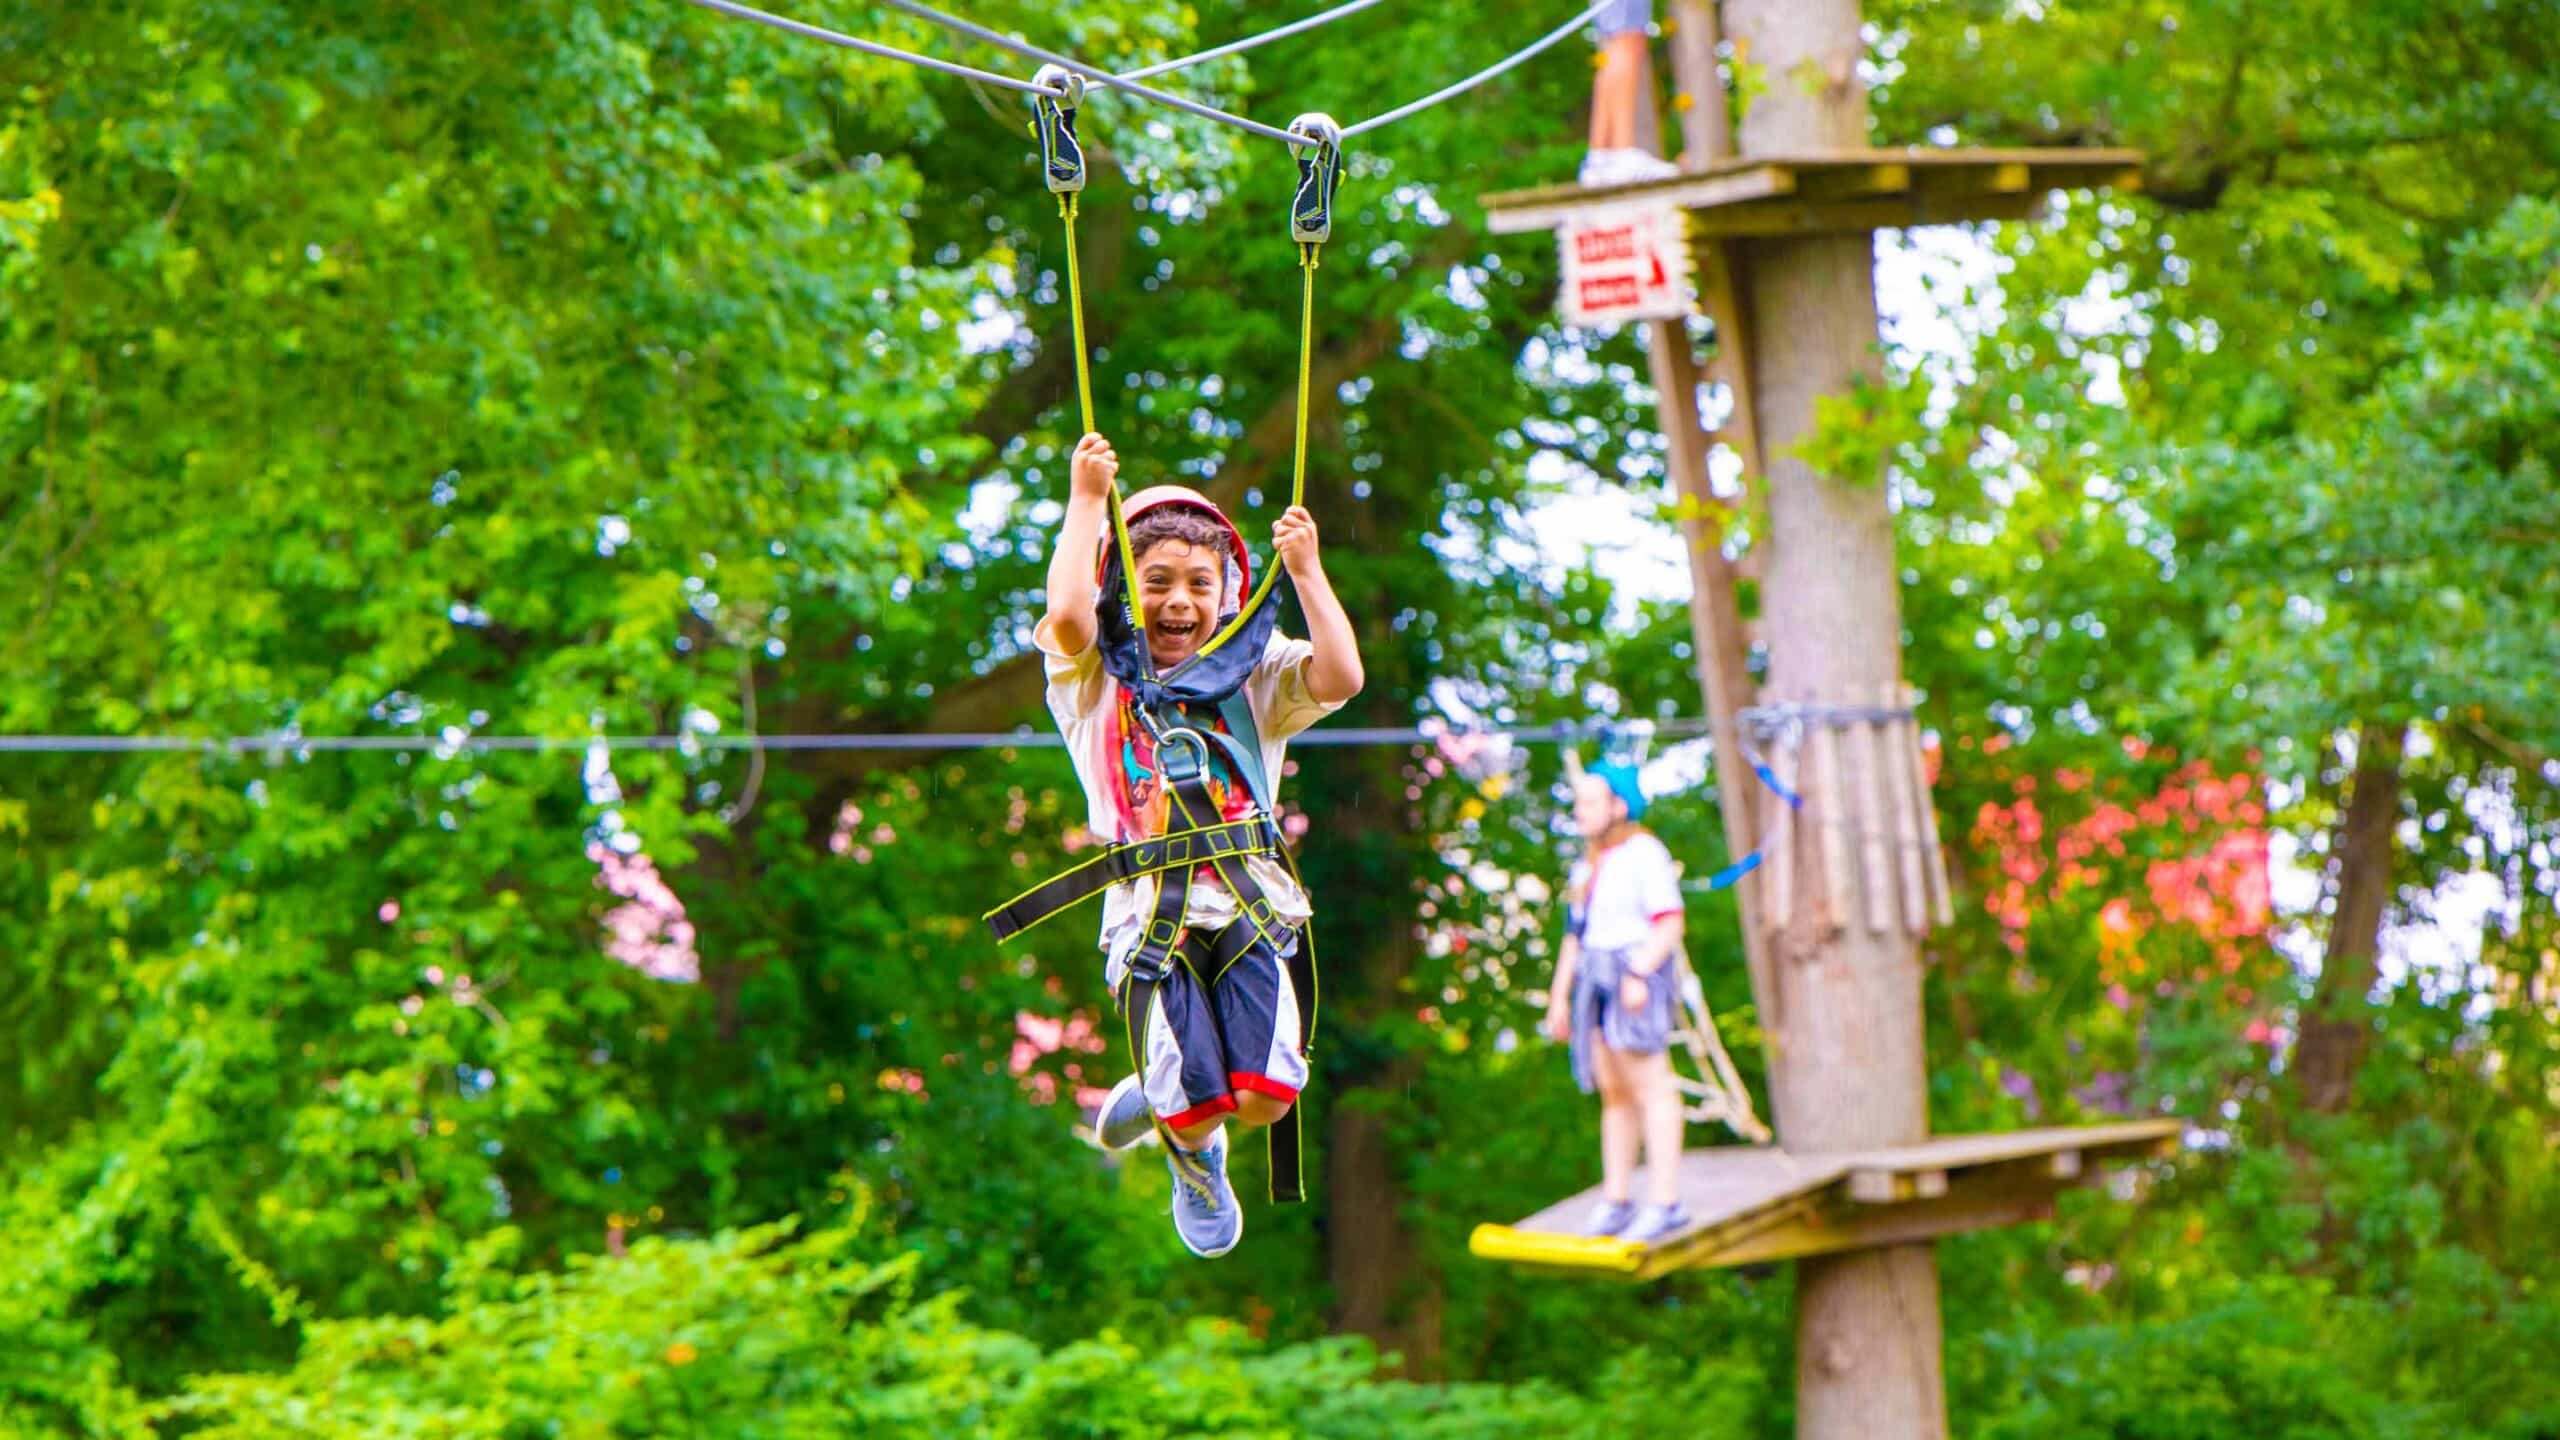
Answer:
[{"left": 986, "top": 71, "right": 1349, "bottom": 1205}]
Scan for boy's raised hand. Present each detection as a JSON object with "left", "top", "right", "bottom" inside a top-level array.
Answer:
[
  {"left": 1273, "top": 505, "right": 1323, "bottom": 577},
  {"left": 1071, "top": 432, "right": 1118, "bottom": 501}
]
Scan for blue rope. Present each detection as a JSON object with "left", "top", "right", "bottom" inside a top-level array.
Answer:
[{"left": 1683, "top": 753, "right": 1803, "bottom": 893}]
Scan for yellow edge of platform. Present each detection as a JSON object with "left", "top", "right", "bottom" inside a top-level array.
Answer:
[{"left": 1468, "top": 1223, "right": 1644, "bottom": 1274}]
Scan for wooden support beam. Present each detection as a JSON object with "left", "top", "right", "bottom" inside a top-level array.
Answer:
[
  {"left": 1799, "top": 161, "right": 1913, "bottom": 199},
  {"left": 1688, "top": 193, "right": 2045, "bottom": 237},
  {"left": 1479, "top": 149, "right": 2147, "bottom": 238},
  {"left": 1627, "top": 35, "right": 1778, "bottom": 1090},
  {"left": 1704, "top": 1183, "right": 2053, "bottom": 1272},
  {"left": 1482, "top": 164, "right": 1797, "bottom": 235}
]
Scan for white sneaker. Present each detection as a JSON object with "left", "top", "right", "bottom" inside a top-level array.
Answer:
[
  {"left": 1167, "top": 1129, "right": 1243, "bottom": 1259},
  {"left": 1579, "top": 149, "right": 1682, "bottom": 188},
  {"left": 1617, "top": 151, "right": 1681, "bottom": 183},
  {"left": 1092, "top": 1073, "right": 1156, "bottom": 1151}
]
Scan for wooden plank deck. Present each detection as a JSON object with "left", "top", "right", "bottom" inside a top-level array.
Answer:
[
  {"left": 1469, "top": 1119, "right": 2181, "bottom": 1281},
  {"left": 1480, "top": 146, "right": 2147, "bottom": 237}
]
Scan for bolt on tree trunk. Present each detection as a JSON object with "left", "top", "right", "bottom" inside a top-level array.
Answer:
[{"left": 1719, "top": 0, "right": 1948, "bottom": 1434}]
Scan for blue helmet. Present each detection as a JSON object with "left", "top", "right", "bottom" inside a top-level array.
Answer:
[{"left": 1591, "top": 759, "right": 1647, "bottom": 821}]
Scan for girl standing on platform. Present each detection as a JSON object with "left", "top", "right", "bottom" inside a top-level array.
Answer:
[{"left": 1543, "top": 760, "right": 1691, "bottom": 1242}]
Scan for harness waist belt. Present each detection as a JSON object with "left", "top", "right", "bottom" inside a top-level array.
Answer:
[{"left": 983, "top": 816, "right": 1284, "bottom": 943}]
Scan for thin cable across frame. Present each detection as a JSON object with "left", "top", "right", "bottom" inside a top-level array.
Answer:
[
  {"left": 685, "top": 0, "right": 1606, "bottom": 150},
  {"left": 0, "top": 718, "right": 1713, "bottom": 757},
  {"left": 678, "top": 0, "right": 1069, "bottom": 98},
  {"left": 1342, "top": 0, "right": 1612, "bottom": 137},
  {"left": 1117, "top": 0, "right": 1390, "bottom": 82},
  {"left": 878, "top": 0, "right": 1306, "bottom": 146}
]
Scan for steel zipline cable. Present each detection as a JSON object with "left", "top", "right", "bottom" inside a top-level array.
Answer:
[
  {"left": 0, "top": 718, "right": 1714, "bottom": 758},
  {"left": 1341, "top": 0, "right": 1614, "bottom": 138},
  {"left": 684, "top": 0, "right": 1609, "bottom": 146},
  {"left": 678, "top": 0, "right": 1072, "bottom": 98},
  {"left": 1115, "top": 0, "right": 1391, "bottom": 82},
  {"left": 879, "top": 0, "right": 1309, "bottom": 146}
]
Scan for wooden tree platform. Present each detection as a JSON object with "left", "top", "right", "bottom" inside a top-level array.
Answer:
[
  {"left": 1480, "top": 147, "right": 2146, "bottom": 238},
  {"left": 1469, "top": 1119, "right": 2180, "bottom": 1282}
]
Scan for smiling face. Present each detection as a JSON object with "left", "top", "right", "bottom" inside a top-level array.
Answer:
[
  {"left": 1136, "top": 537, "right": 1227, "bottom": 669},
  {"left": 1571, "top": 774, "right": 1626, "bottom": 843}
]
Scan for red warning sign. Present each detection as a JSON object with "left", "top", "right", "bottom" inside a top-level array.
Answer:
[{"left": 1558, "top": 203, "right": 1691, "bottom": 327}]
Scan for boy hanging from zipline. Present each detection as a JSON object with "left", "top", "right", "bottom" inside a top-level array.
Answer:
[
  {"left": 1544, "top": 757, "right": 1692, "bottom": 1243},
  {"left": 1031, "top": 431, "right": 1363, "bottom": 1259}
]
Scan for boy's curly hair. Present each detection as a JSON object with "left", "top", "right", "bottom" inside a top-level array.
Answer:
[{"left": 1125, "top": 509, "right": 1238, "bottom": 605}]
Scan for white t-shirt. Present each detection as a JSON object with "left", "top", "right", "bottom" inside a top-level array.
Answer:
[
  {"left": 1034, "top": 619, "right": 1344, "bottom": 979},
  {"left": 1567, "top": 830, "right": 1684, "bottom": 953}
]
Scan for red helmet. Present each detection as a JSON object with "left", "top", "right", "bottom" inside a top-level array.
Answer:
[{"left": 1101, "top": 485, "right": 1252, "bottom": 600}]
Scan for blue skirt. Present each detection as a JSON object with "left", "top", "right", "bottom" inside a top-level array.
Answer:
[{"left": 1569, "top": 944, "right": 1678, "bottom": 1094}]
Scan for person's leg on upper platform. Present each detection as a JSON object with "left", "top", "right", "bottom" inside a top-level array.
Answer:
[{"left": 1582, "top": 0, "right": 1676, "bottom": 185}]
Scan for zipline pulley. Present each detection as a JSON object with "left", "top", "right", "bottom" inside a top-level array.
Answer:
[
  {"left": 1031, "top": 64, "right": 1089, "bottom": 197},
  {"left": 1286, "top": 112, "right": 1344, "bottom": 252}
]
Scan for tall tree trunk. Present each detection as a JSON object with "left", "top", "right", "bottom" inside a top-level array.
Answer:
[
  {"left": 2294, "top": 721, "right": 2407, "bottom": 1114},
  {"left": 1303, "top": 441, "right": 1443, "bottom": 1375},
  {"left": 1316, "top": 725, "right": 1444, "bottom": 1375},
  {"left": 1721, "top": 1, "right": 1948, "bottom": 1434}
]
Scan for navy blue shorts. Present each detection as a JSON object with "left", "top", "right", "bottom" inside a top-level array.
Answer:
[{"left": 1120, "top": 925, "right": 1309, "bottom": 1130}]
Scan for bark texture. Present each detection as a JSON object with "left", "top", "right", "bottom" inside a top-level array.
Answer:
[{"left": 2294, "top": 720, "right": 2407, "bottom": 1114}]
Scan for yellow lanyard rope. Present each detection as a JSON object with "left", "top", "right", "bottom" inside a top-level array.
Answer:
[
  {"left": 1062, "top": 193, "right": 1155, "bottom": 675},
  {"left": 1162, "top": 244, "right": 1320, "bottom": 684}
]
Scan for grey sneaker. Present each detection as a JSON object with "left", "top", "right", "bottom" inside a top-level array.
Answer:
[
  {"left": 1586, "top": 1199, "right": 1638, "bottom": 1237},
  {"left": 1625, "top": 1202, "right": 1692, "bottom": 1245},
  {"left": 1094, "top": 1073, "right": 1155, "bottom": 1151},
  {"left": 1167, "top": 1129, "right": 1243, "bottom": 1259}
]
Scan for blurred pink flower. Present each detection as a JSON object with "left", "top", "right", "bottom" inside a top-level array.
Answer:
[{"left": 588, "top": 842, "right": 699, "bottom": 983}]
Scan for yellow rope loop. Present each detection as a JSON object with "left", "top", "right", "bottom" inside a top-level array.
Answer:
[
  {"left": 1055, "top": 183, "right": 1152, "bottom": 674},
  {"left": 1176, "top": 241, "right": 1323, "bottom": 676}
]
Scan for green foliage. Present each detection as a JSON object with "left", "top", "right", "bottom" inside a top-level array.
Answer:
[{"left": 139, "top": 1214, "right": 1766, "bottom": 1440}]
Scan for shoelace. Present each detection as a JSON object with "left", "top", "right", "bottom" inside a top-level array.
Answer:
[{"left": 1171, "top": 1146, "right": 1222, "bottom": 1207}]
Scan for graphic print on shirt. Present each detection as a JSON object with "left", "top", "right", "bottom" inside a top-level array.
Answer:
[{"left": 1104, "top": 687, "right": 1255, "bottom": 842}]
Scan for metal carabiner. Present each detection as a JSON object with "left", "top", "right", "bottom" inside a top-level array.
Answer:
[
  {"left": 1031, "top": 64, "right": 1088, "bottom": 196},
  {"left": 1154, "top": 724, "right": 1214, "bottom": 784},
  {"left": 1286, "top": 112, "right": 1344, "bottom": 248}
]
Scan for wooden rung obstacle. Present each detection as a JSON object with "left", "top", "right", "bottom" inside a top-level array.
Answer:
[
  {"left": 1755, "top": 694, "right": 1954, "bottom": 953},
  {"left": 1468, "top": 1119, "right": 2181, "bottom": 1281}
]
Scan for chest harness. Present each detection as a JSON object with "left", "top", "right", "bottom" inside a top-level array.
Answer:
[{"left": 983, "top": 69, "right": 1345, "bottom": 1203}]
